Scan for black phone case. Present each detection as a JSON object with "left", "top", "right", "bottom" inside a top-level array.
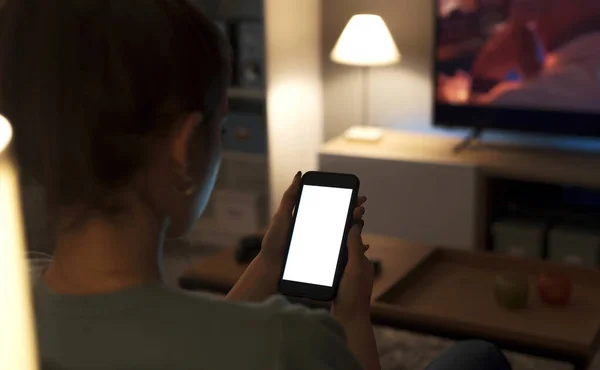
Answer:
[{"left": 278, "top": 171, "right": 360, "bottom": 301}]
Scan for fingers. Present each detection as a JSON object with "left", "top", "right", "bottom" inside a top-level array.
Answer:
[
  {"left": 347, "top": 224, "right": 367, "bottom": 263},
  {"left": 353, "top": 205, "right": 365, "bottom": 220},
  {"left": 276, "top": 171, "right": 302, "bottom": 217},
  {"left": 352, "top": 196, "right": 367, "bottom": 220},
  {"left": 346, "top": 225, "right": 374, "bottom": 285},
  {"left": 351, "top": 197, "right": 367, "bottom": 243},
  {"left": 357, "top": 195, "right": 367, "bottom": 207}
]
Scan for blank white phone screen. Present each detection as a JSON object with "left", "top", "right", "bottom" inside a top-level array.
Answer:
[{"left": 282, "top": 185, "right": 353, "bottom": 287}]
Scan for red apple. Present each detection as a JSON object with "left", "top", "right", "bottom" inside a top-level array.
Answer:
[{"left": 537, "top": 273, "right": 573, "bottom": 306}]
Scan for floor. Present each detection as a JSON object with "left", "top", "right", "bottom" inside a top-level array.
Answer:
[{"left": 162, "top": 242, "right": 600, "bottom": 370}]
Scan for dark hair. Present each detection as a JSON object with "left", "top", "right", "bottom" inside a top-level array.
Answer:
[{"left": 0, "top": 0, "right": 231, "bottom": 213}]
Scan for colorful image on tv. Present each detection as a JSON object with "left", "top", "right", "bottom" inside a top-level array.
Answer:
[{"left": 435, "top": 0, "right": 600, "bottom": 113}]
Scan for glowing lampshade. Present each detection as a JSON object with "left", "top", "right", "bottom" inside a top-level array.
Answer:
[
  {"left": 330, "top": 14, "right": 401, "bottom": 67},
  {"left": 0, "top": 114, "right": 39, "bottom": 370}
]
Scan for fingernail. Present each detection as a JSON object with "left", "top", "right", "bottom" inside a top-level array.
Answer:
[
  {"left": 360, "top": 207, "right": 365, "bottom": 214},
  {"left": 295, "top": 171, "right": 302, "bottom": 179},
  {"left": 361, "top": 196, "right": 367, "bottom": 202},
  {"left": 365, "top": 244, "right": 371, "bottom": 251}
]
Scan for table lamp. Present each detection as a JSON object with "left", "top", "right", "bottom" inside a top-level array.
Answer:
[
  {"left": 330, "top": 14, "right": 401, "bottom": 142},
  {"left": 0, "top": 114, "right": 39, "bottom": 370}
]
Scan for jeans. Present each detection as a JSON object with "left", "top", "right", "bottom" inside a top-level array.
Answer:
[{"left": 425, "top": 340, "right": 512, "bottom": 370}]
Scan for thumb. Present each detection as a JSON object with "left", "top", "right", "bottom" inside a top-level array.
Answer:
[
  {"left": 346, "top": 224, "right": 365, "bottom": 264},
  {"left": 276, "top": 171, "right": 302, "bottom": 217}
]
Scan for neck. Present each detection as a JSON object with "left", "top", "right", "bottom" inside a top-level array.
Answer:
[{"left": 43, "top": 200, "right": 166, "bottom": 295}]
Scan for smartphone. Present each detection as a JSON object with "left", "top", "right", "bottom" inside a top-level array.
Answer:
[{"left": 278, "top": 171, "right": 360, "bottom": 301}]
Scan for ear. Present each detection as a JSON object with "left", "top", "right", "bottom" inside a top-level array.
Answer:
[{"left": 171, "top": 112, "right": 203, "bottom": 168}]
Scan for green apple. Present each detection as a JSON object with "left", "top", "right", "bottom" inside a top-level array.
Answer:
[{"left": 495, "top": 274, "right": 529, "bottom": 309}]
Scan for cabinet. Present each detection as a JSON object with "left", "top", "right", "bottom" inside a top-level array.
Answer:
[{"left": 320, "top": 130, "right": 600, "bottom": 252}]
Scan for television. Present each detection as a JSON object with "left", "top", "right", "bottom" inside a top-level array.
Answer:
[{"left": 433, "top": 0, "right": 600, "bottom": 138}]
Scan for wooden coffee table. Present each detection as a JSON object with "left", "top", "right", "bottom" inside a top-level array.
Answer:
[{"left": 179, "top": 234, "right": 600, "bottom": 370}]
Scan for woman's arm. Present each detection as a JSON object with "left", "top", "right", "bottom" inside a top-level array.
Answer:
[
  {"left": 224, "top": 174, "right": 300, "bottom": 303},
  {"left": 224, "top": 253, "right": 280, "bottom": 303},
  {"left": 336, "top": 316, "right": 381, "bottom": 370},
  {"left": 331, "top": 225, "right": 381, "bottom": 370}
]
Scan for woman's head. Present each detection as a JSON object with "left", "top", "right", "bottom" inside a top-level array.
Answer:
[{"left": 0, "top": 0, "right": 231, "bottom": 236}]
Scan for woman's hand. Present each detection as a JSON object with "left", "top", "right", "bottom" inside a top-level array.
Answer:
[
  {"left": 331, "top": 224, "right": 374, "bottom": 323},
  {"left": 259, "top": 172, "right": 368, "bottom": 274},
  {"left": 226, "top": 171, "right": 367, "bottom": 303},
  {"left": 331, "top": 223, "right": 381, "bottom": 370},
  {"left": 257, "top": 172, "right": 302, "bottom": 270}
]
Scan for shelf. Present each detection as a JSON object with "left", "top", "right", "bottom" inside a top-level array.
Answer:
[
  {"left": 228, "top": 87, "right": 265, "bottom": 100},
  {"left": 321, "top": 130, "right": 600, "bottom": 190}
]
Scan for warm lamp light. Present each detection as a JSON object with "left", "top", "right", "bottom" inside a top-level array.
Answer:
[
  {"left": 330, "top": 14, "right": 400, "bottom": 141},
  {"left": 330, "top": 14, "right": 401, "bottom": 67},
  {"left": 0, "top": 114, "right": 39, "bottom": 370}
]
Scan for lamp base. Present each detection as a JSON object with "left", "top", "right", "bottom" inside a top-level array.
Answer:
[{"left": 343, "top": 126, "right": 384, "bottom": 143}]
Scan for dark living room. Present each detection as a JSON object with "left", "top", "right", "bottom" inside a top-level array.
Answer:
[{"left": 2, "top": 0, "right": 600, "bottom": 369}]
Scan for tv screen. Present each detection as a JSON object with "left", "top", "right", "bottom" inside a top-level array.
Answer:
[{"left": 434, "top": 0, "right": 600, "bottom": 138}]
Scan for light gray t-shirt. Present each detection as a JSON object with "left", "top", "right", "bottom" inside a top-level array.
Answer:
[{"left": 31, "top": 270, "right": 363, "bottom": 370}]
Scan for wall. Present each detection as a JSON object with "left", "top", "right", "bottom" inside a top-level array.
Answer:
[
  {"left": 265, "top": 0, "right": 323, "bottom": 215},
  {"left": 322, "top": 0, "right": 435, "bottom": 140}
]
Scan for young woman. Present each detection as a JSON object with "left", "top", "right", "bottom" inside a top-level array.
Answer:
[{"left": 0, "top": 1, "right": 511, "bottom": 370}]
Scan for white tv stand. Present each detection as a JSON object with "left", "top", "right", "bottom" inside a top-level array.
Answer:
[{"left": 319, "top": 130, "right": 600, "bottom": 251}]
